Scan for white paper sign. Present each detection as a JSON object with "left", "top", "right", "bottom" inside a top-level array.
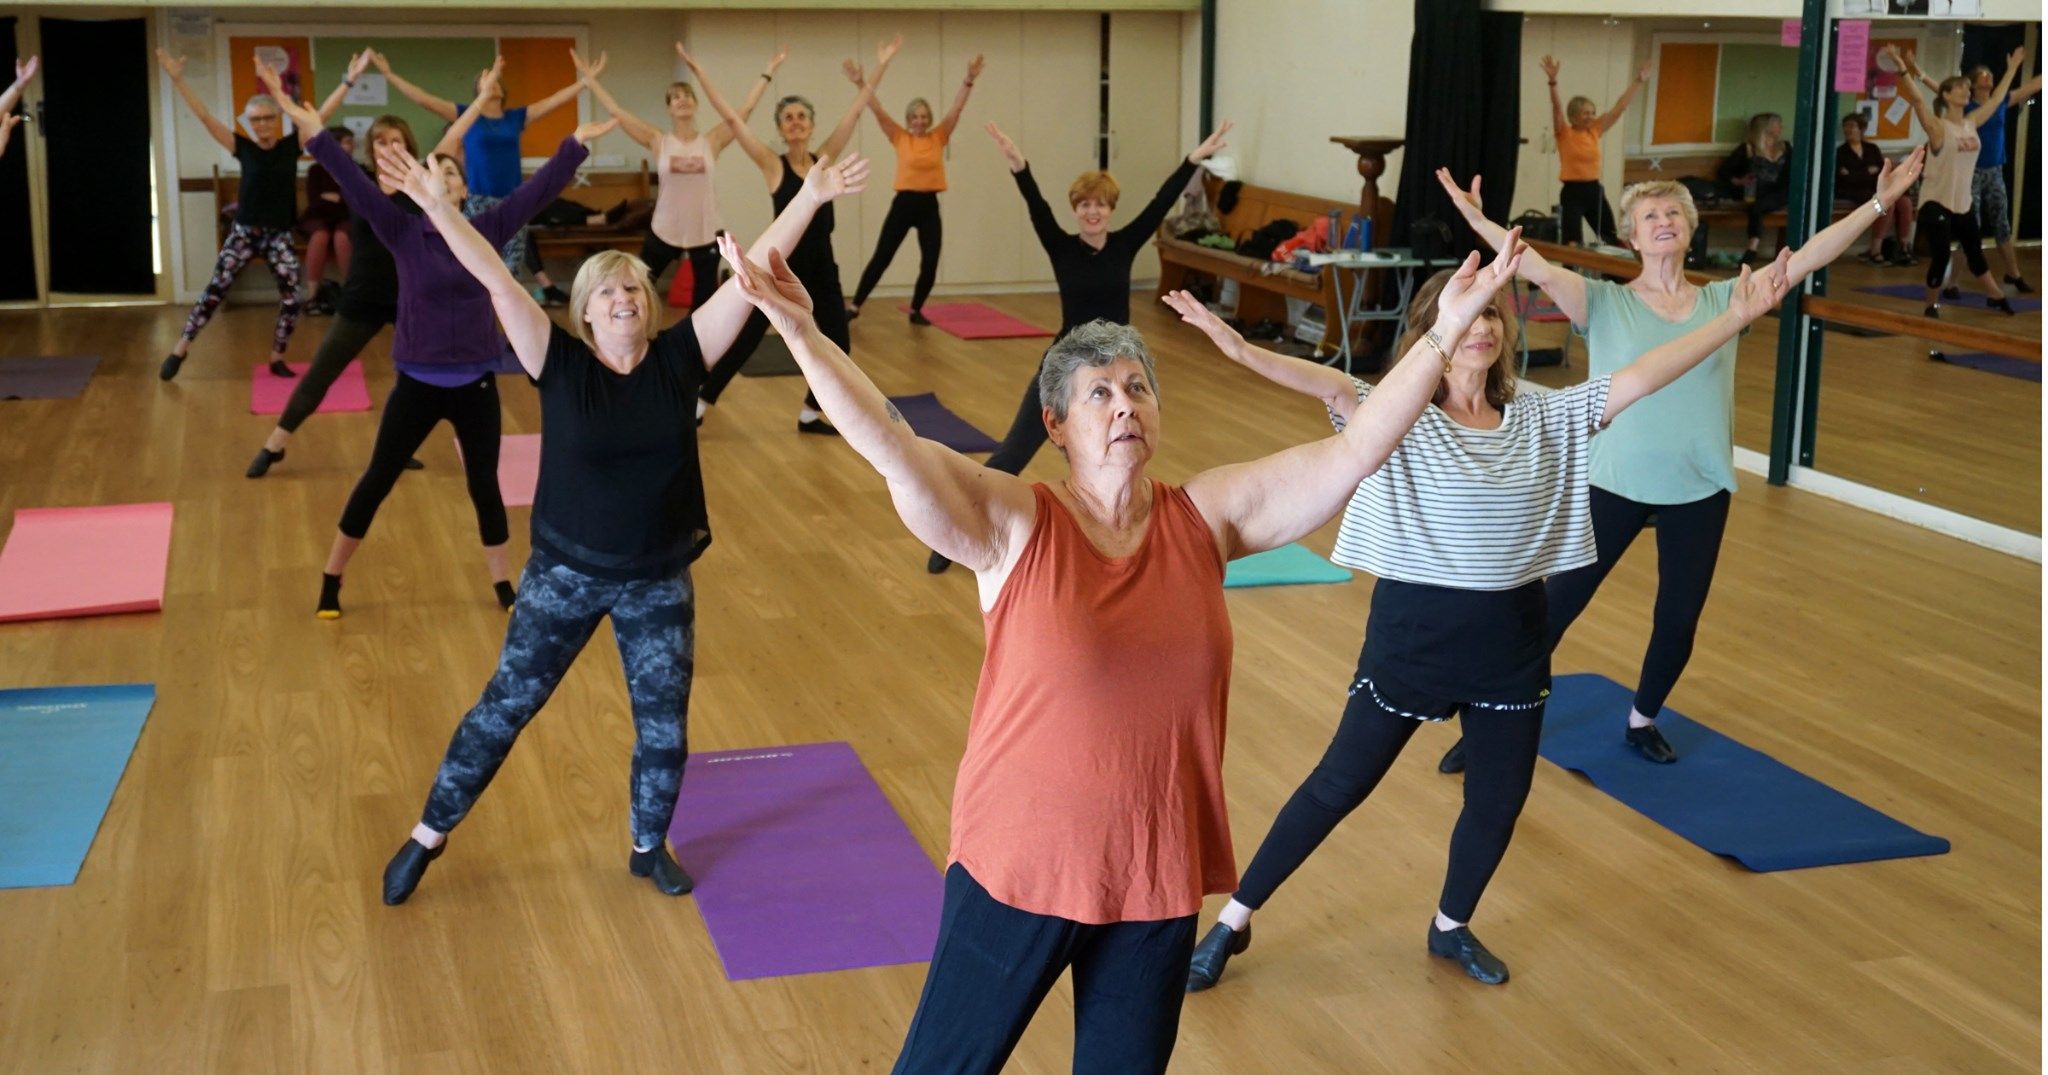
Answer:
[
  {"left": 341, "top": 115, "right": 375, "bottom": 141},
  {"left": 1884, "top": 96, "right": 1911, "bottom": 126},
  {"left": 345, "top": 73, "right": 387, "bottom": 107}
]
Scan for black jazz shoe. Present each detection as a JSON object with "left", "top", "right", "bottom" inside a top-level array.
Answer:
[
  {"left": 383, "top": 838, "right": 444, "bottom": 905},
  {"left": 926, "top": 550, "right": 953, "bottom": 574},
  {"left": 1625, "top": 724, "right": 1679, "bottom": 764},
  {"left": 1438, "top": 738, "right": 1468, "bottom": 774},
  {"left": 630, "top": 844, "right": 695, "bottom": 895},
  {"left": 1186, "top": 922, "right": 1251, "bottom": 992},
  {"left": 1428, "top": 923, "right": 1509, "bottom": 985}
]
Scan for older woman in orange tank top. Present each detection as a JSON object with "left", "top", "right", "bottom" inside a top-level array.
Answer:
[{"left": 711, "top": 226, "right": 1530, "bottom": 1073}]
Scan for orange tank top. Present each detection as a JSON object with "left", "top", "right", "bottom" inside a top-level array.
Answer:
[
  {"left": 949, "top": 481, "right": 1236, "bottom": 924},
  {"left": 1557, "top": 124, "right": 1602, "bottom": 183},
  {"left": 891, "top": 127, "right": 949, "bottom": 192}
]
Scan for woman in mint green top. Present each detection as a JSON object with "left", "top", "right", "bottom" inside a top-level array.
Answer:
[{"left": 1430, "top": 155, "right": 1922, "bottom": 765}]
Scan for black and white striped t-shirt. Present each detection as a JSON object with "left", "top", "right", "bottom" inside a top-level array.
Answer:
[{"left": 1327, "top": 376, "right": 1612, "bottom": 591}]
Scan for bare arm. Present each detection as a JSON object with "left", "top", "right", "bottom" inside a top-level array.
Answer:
[
  {"left": 819, "top": 36, "right": 901, "bottom": 162},
  {"left": 682, "top": 44, "right": 778, "bottom": 183},
  {"left": 427, "top": 61, "right": 497, "bottom": 158},
  {"left": 1888, "top": 48, "right": 1944, "bottom": 150},
  {"left": 1596, "top": 63, "right": 1650, "bottom": 133},
  {"left": 586, "top": 78, "right": 660, "bottom": 150},
  {"left": 0, "top": 114, "right": 18, "bottom": 158},
  {"left": 0, "top": 56, "right": 36, "bottom": 119},
  {"left": 157, "top": 50, "right": 235, "bottom": 153},
  {"left": 1541, "top": 55, "right": 1567, "bottom": 136},
  {"left": 709, "top": 47, "right": 787, "bottom": 156},
  {"left": 715, "top": 233, "right": 1037, "bottom": 572},
  {"left": 1966, "top": 50, "right": 2022, "bottom": 129},
  {"left": 1785, "top": 146, "right": 1924, "bottom": 281},
  {"left": 312, "top": 51, "right": 372, "bottom": 124},
  {"left": 2008, "top": 73, "right": 2043, "bottom": 107},
  {"left": 523, "top": 49, "right": 594, "bottom": 123},
  {"left": 369, "top": 51, "right": 460, "bottom": 122},
  {"left": 691, "top": 153, "right": 870, "bottom": 366},
  {"left": 1180, "top": 239, "right": 1528, "bottom": 559},
  {"left": 1162, "top": 290, "right": 1358, "bottom": 417},
  {"left": 1434, "top": 167, "right": 1588, "bottom": 324},
  {"left": 936, "top": 54, "right": 983, "bottom": 138},
  {"left": 848, "top": 61, "right": 905, "bottom": 140},
  {"left": 1604, "top": 251, "right": 1791, "bottom": 424}
]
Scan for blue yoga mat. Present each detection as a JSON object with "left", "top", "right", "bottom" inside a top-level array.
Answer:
[
  {"left": 1224, "top": 543, "right": 1352, "bottom": 588},
  {"left": 1931, "top": 350, "right": 2041, "bottom": 382},
  {"left": 0, "top": 684, "right": 155, "bottom": 888},
  {"left": 1855, "top": 282, "right": 2042, "bottom": 312},
  {"left": 1538, "top": 674, "right": 1949, "bottom": 871}
]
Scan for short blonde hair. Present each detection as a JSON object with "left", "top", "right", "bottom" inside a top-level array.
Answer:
[
  {"left": 1068, "top": 170, "right": 1120, "bottom": 209},
  {"left": 570, "top": 250, "right": 662, "bottom": 351},
  {"left": 1567, "top": 95, "right": 1596, "bottom": 119},
  {"left": 1616, "top": 180, "right": 1699, "bottom": 244},
  {"left": 905, "top": 97, "right": 933, "bottom": 123}
]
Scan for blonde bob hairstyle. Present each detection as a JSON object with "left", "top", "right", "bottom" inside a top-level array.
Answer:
[
  {"left": 1615, "top": 180, "right": 1700, "bottom": 245},
  {"left": 1394, "top": 268, "right": 1521, "bottom": 412},
  {"left": 1068, "top": 170, "right": 1121, "bottom": 209},
  {"left": 570, "top": 250, "right": 663, "bottom": 351}
]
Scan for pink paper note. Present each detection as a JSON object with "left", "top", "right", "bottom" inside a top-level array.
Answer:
[
  {"left": 249, "top": 361, "right": 370, "bottom": 416},
  {"left": 1836, "top": 21, "right": 1872, "bottom": 93},
  {"left": 0, "top": 503, "right": 174, "bottom": 622},
  {"left": 1781, "top": 19, "right": 1802, "bottom": 47}
]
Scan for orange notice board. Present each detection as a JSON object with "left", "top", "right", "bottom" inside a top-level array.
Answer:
[
  {"left": 496, "top": 37, "right": 578, "bottom": 157},
  {"left": 1653, "top": 42, "right": 1720, "bottom": 146}
]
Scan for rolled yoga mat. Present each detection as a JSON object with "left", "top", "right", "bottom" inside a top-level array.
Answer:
[
  {"left": 1537, "top": 674, "right": 1950, "bottom": 871},
  {"left": 896, "top": 302, "right": 1055, "bottom": 340},
  {"left": 0, "top": 355, "right": 100, "bottom": 400},
  {"left": 0, "top": 503, "right": 174, "bottom": 623},
  {"left": 887, "top": 392, "right": 999, "bottom": 453},
  {"left": 1224, "top": 543, "right": 1353, "bottom": 588},
  {"left": 667, "top": 741, "right": 943, "bottom": 980},
  {"left": 0, "top": 684, "right": 155, "bottom": 888},
  {"left": 250, "top": 360, "right": 370, "bottom": 415},
  {"left": 1854, "top": 282, "right": 2042, "bottom": 312}
]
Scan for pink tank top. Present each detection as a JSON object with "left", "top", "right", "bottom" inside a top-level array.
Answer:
[{"left": 653, "top": 132, "right": 719, "bottom": 248}]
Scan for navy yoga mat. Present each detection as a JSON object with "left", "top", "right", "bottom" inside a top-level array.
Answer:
[
  {"left": 1931, "top": 350, "right": 2041, "bottom": 382},
  {"left": 887, "top": 392, "right": 999, "bottom": 453},
  {"left": 1855, "top": 282, "right": 2042, "bottom": 311},
  {"left": 0, "top": 684, "right": 155, "bottom": 888},
  {"left": 1538, "top": 674, "right": 1950, "bottom": 871},
  {"left": 1224, "top": 543, "right": 1352, "bottom": 588},
  {"left": 0, "top": 355, "right": 99, "bottom": 400}
]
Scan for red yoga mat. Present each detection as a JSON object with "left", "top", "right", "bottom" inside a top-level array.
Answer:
[
  {"left": 250, "top": 361, "right": 370, "bottom": 416},
  {"left": 0, "top": 503, "right": 174, "bottom": 623},
  {"left": 896, "top": 302, "right": 1054, "bottom": 340},
  {"left": 452, "top": 433, "right": 541, "bottom": 508}
]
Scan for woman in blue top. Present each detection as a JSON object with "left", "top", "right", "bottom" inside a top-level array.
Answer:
[
  {"left": 373, "top": 47, "right": 591, "bottom": 305},
  {"left": 1431, "top": 150, "right": 1921, "bottom": 769}
]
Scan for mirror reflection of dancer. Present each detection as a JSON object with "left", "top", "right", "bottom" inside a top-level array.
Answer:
[
  {"left": 923, "top": 118, "right": 1231, "bottom": 573},
  {"left": 157, "top": 49, "right": 369, "bottom": 382},
  {"left": 376, "top": 143, "right": 868, "bottom": 906},
  {"left": 1895, "top": 45, "right": 2032, "bottom": 311},
  {"left": 845, "top": 52, "right": 983, "bottom": 325}
]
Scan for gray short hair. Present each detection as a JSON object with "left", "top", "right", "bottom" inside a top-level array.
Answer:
[
  {"left": 1038, "top": 320, "right": 1160, "bottom": 422},
  {"left": 245, "top": 94, "right": 281, "bottom": 116}
]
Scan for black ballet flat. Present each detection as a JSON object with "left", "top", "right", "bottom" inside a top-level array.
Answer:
[
  {"left": 1186, "top": 922, "right": 1251, "bottom": 993},
  {"left": 1941, "top": 285, "right": 1963, "bottom": 301},
  {"left": 246, "top": 447, "right": 285, "bottom": 478},
  {"left": 926, "top": 550, "right": 952, "bottom": 575},
  {"left": 908, "top": 310, "right": 933, "bottom": 327},
  {"left": 629, "top": 845, "right": 694, "bottom": 896},
  {"left": 403, "top": 457, "right": 425, "bottom": 471},
  {"left": 1625, "top": 724, "right": 1678, "bottom": 764},
  {"left": 1438, "top": 737, "right": 1467, "bottom": 774},
  {"left": 268, "top": 359, "right": 296, "bottom": 378},
  {"left": 796, "top": 415, "right": 841, "bottom": 437},
  {"left": 1428, "top": 923, "right": 1509, "bottom": 985},
  {"left": 1990, "top": 297, "right": 2017, "bottom": 316},
  {"left": 383, "top": 837, "right": 444, "bottom": 905},
  {"left": 158, "top": 353, "right": 185, "bottom": 382},
  {"left": 1923, "top": 305, "right": 1940, "bottom": 319},
  {"left": 2006, "top": 275, "right": 2035, "bottom": 295}
]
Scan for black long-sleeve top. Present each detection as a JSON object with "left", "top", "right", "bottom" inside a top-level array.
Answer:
[{"left": 1013, "top": 158, "right": 1200, "bottom": 332}]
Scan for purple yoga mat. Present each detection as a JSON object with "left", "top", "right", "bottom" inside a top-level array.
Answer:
[
  {"left": 1931, "top": 351, "right": 2042, "bottom": 382},
  {"left": 667, "top": 741, "right": 943, "bottom": 981},
  {"left": 1856, "top": 282, "right": 2042, "bottom": 312},
  {"left": 0, "top": 356, "right": 99, "bottom": 400},
  {"left": 888, "top": 392, "right": 1000, "bottom": 453}
]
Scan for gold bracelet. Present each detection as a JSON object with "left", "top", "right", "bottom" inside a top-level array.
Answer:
[{"left": 1422, "top": 330, "right": 1451, "bottom": 373}]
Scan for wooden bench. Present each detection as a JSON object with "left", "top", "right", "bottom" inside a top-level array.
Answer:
[{"left": 1154, "top": 176, "right": 1392, "bottom": 357}]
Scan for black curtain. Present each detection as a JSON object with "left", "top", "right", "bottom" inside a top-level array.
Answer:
[
  {"left": 0, "top": 18, "right": 34, "bottom": 301},
  {"left": 1956, "top": 22, "right": 2039, "bottom": 242},
  {"left": 44, "top": 17, "right": 154, "bottom": 295},
  {"left": 1391, "top": 0, "right": 1522, "bottom": 262}
]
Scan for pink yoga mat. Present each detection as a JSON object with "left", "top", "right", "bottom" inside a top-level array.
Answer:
[
  {"left": 0, "top": 503, "right": 174, "bottom": 623},
  {"left": 249, "top": 361, "right": 370, "bottom": 416},
  {"left": 897, "top": 302, "right": 1054, "bottom": 340},
  {"left": 495, "top": 434, "right": 540, "bottom": 508}
]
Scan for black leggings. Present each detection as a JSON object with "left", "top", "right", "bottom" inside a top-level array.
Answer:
[
  {"left": 278, "top": 314, "right": 386, "bottom": 433},
  {"left": 1745, "top": 190, "right": 1789, "bottom": 242},
  {"left": 1234, "top": 683, "right": 1545, "bottom": 923},
  {"left": 337, "top": 371, "right": 508, "bottom": 547},
  {"left": 1559, "top": 180, "right": 1617, "bottom": 246},
  {"left": 700, "top": 260, "right": 844, "bottom": 412},
  {"left": 981, "top": 347, "right": 1055, "bottom": 476},
  {"left": 1917, "top": 202, "right": 1989, "bottom": 288},
  {"left": 1544, "top": 486, "right": 1731, "bottom": 719},
  {"left": 852, "top": 190, "right": 942, "bottom": 311},
  {"left": 640, "top": 231, "right": 721, "bottom": 311}
]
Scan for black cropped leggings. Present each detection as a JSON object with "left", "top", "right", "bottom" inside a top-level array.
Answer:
[
  {"left": 337, "top": 371, "right": 508, "bottom": 547},
  {"left": 852, "top": 190, "right": 942, "bottom": 312},
  {"left": 1918, "top": 202, "right": 1989, "bottom": 288},
  {"left": 1558, "top": 180, "right": 1617, "bottom": 246}
]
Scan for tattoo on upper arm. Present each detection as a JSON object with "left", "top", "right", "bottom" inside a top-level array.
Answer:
[{"left": 886, "top": 401, "right": 905, "bottom": 424}]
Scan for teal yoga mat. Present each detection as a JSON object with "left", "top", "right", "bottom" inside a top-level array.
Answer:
[
  {"left": 1224, "top": 544, "right": 1352, "bottom": 588},
  {"left": 0, "top": 684, "right": 155, "bottom": 888}
]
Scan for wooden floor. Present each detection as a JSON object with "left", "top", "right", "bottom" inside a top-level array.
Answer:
[{"left": 0, "top": 289, "right": 2038, "bottom": 1073}]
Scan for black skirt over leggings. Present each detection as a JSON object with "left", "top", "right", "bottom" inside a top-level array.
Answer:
[{"left": 338, "top": 371, "right": 509, "bottom": 547}]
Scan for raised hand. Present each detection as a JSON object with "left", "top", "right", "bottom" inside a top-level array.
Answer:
[
  {"left": 1728, "top": 248, "right": 1794, "bottom": 321},
  {"left": 843, "top": 59, "right": 865, "bottom": 86},
  {"left": 375, "top": 140, "right": 448, "bottom": 208},
  {"left": 571, "top": 48, "right": 608, "bottom": 84},
  {"left": 1433, "top": 167, "right": 1486, "bottom": 223},
  {"left": 878, "top": 34, "right": 904, "bottom": 67},
  {"left": 2007, "top": 46, "right": 2027, "bottom": 73},
  {"left": 800, "top": 151, "right": 870, "bottom": 203},
  {"left": 765, "top": 46, "right": 790, "bottom": 75},
  {"left": 476, "top": 57, "right": 504, "bottom": 102},
  {"left": 346, "top": 49, "right": 372, "bottom": 83},
  {"left": 716, "top": 233, "right": 816, "bottom": 339},
  {"left": 675, "top": 42, "right": 705, "bottom": 74},
  {"left": 156, "top": 49, "right": 187, "bottom": 80},
  {"left": 966, "top": 54, "right": 986, "bottom": 82},
  {"left": 369, "top": 50, "right": 393, "bottom": 75},
  {"left": 572, "top": 116, "right": 620, "bottom": 145},
  {"left": 1161, "top": 290, "right": 1246, "bottom": 355},
  {"left": 1540, "top": 55, "right": 1561, "bottom": 81},
  {"left": 253, "top": 59, "right": 317, "bottom": 130},
  {"left": 985, "top": 121, "right": 1025, "bottom": 172},
  {"left": 1436, "top": 226, "right": 1525, "bottom": 327},
  {"left": 1876, "top": 145, "right": 1926, "bottom": 206},
  {"left": 14, "top": 56, "right": 38, "bottom": 85},
  {"left": 1190, "top": 119, "right": 1232, "bottom": 163},
  {"left": 1636, "top": 62, "right": 1652, "bottom": 83}
]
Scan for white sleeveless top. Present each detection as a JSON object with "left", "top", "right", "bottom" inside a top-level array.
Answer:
[
  {"left": 1921, "top": 118, "right": 1981, "bottom": 215},
  {"left": 653, "top": 132, "right": 719, "bottom": 248}
]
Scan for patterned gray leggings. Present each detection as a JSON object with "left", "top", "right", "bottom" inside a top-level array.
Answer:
[{"left": 421, "top": 548, "right": 696, "bottom": 848}]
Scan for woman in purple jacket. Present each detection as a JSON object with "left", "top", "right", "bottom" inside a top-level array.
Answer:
[{"left": 269, "top": 79, "right": 616, "bottom": 618}]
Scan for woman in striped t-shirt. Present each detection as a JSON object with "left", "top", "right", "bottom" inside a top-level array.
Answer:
[{"left": 1169, "top": 251, "right": 1793, "bottom": 989}]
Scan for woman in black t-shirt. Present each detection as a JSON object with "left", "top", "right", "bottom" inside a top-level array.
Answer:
[
  {"left": 156, "top": 50, "right": 367, "bottom": 381},
  {"left": 373, "top": 139, "right": 869, "bottom": 905}
]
